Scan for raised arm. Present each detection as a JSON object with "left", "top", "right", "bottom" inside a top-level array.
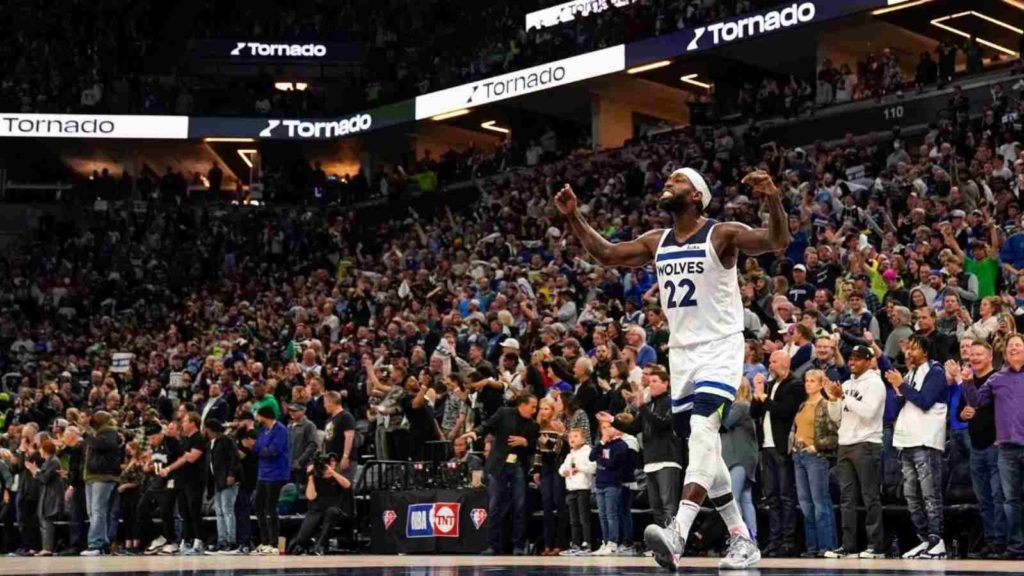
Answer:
[
  {"left": 555, "top": 184, "right": 660, "bottom": 267},
  {"left": 715, "top": 171, "right": 790, "bottom": 261}
]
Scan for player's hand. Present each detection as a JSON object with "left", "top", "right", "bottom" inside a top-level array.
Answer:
[
  {"left": 962, "top": 364, "right": 974, "bottom": 381},
  {"left": 960, "top": 406, "right": 976, "bottom": 420},
  {"left": 752, "top": 373, "right": 766, "bottom": 398},
  {"left": 823, "top": 380, "right": 843, "bottom": 400},
  {"left": 554, "top": 184, "right": 578, "bottom": 215},
  {"left": 741, "top": 170, "right": 779, "bottom": 198},
  {"left": 885, "top": 369, "right": 904, "bottom": 389},
  {"left": 944, "top": 359, "right": 961, "bottom": 383}
]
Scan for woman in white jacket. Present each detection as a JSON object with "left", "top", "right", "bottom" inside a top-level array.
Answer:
[{"left": 558, "top": 428, "right": 597, "bottom": 555}]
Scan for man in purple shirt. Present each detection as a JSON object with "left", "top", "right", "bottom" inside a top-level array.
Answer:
[{"left": 960, "top": 333, "right": 1024, "bottom": 560}]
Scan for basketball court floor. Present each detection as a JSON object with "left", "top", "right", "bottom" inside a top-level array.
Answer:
[{"left": 1, "top": 555, "right": 1018, "bottom": 576}]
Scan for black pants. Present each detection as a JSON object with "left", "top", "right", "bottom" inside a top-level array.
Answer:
[
  {"left": 18, "top": 495, "right": 40, "bottom": 551},
  {"left": 138, "top": 488, "right": 176, "bottom": 543},
  {"left": 178, "top": 483, "right": 205, "bottom": 544},
  {"left": 290, "top": 506, "right": 347, "bottom": 549},
  {"left": 565, "top": 490, "right": 592, "bottom": 547},
  {"left": 837, "top": 442, "right": 885, "bottom": 551},
  {"left": 119, "top": 489, "right": 142, "bottom": 541},
  {"left": 647, "top": 467, "right": 682, "bottom": 527},
  {"left": 256, "top": 481, "right": 285, "bottom": 546},
  {"left": 762, "top": 448, "right": 797, "bottom": 550},
  {"left": 68, "top": 485, "right": 87, "bottom": 550}
]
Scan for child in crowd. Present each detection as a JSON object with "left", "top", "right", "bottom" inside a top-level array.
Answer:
[
  {"left": 590, "top": 421, "right": 632, "bottom": 556},
  {"left": 559, "top": 428, "right": 596, "bottom": 556}
]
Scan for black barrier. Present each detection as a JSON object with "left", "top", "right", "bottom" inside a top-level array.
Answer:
[
  {"left": 358, "top": 459, "right": 478, "bottom": 493},
  {"left": 370, "top": 489, "right": 490, "bottom": 554}
]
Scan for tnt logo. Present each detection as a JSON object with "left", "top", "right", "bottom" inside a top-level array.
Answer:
[
  {"left": 382, "top": 510, "right": 397, "bottom": 530},
  {"left": 470, "top": 508, "right": 488, "bottom": 530},
  {"left": 406, "top": 502, "right": 461, "bottom": 538}
]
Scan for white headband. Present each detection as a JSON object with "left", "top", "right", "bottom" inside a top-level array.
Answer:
[{"left": 673, "top": 167, "right": 711, "bottom": 209}]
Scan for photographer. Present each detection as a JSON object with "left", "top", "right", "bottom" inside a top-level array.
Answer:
[{"left": 286, "top": 453, "right": 352, "bottom": 556}]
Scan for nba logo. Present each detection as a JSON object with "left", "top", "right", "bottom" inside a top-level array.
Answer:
[
  {"left": 406, "top": 504, "right": 433, "bottom": 538},
  {"left": 470, "top": 508, "right": 488, "bottom": 530},
  {"left": 382, "top": 510, "right": 397, "bottom": 530},
  {"left": 406, "top": 503, "right": 461, "bottom": 537}
]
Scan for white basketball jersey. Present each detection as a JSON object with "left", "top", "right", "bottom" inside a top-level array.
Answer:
[{"left": 654, "top": 219, "right": 744, "bottom": 348}]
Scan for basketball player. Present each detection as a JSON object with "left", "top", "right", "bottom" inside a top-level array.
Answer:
[{"left": 554, "top": 168, "right": 788, "bottom": 570}]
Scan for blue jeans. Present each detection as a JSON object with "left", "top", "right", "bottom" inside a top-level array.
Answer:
[
  {"left": 900, "top": 446, "right": 944, "bottom": 540},
  {"left": 794, "top": 452, "right": 837, "bottom": 553},
  {"left": 85, "top": 481, "right": 116, "bottom": 550},
  {"left": 487, "top": 464, "right": 527, "bottom": 551},
  {"left": 970, "top": 443, "right": 1006, "bottom": 544},
  {"left": 595, "top": 486, "right": 622, "bottom": 544},
  {"left": 999, "top": 443, "right": 1024, "bottom": 554},
  {"left": 730, "top": 466, "right": 756, "bottom": 540},
  {"left": 618, "top": 487, "right": 634, "bottom": 546},
  {"left": 213, "top": 485, "right": 239, "bottom": 547}
]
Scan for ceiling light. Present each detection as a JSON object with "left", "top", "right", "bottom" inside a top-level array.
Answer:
[
  {"left": 1003, "top": 0, "right": 1024, "bottom": 11},
  {"left": 930, "top": 12, "right": 1020, "bottom": 57},
  {"left": 274, "top": 82, "right": 309, "bottom": 92},
  {"left": 871, "top": 0, "right": 933, "bottom": 15},
  {"left": 626, "top": 60, "right": 672, "bottom": 74},
  {"left": 481, "top": 121, "right": 510, "bottom": 134},
  {"left": 237, "top": 149, "right": 257, "bottom": 168},
  {"left": 680, "top": 74, "right": 713, "bottom": 89},
  {"left": 431, "top": 109, "right": 471, "bottom": 121},
  {"left": 970, "top": 11, "right": 1023, "bottom": 34}
]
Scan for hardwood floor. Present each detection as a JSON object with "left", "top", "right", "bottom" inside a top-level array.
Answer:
[{"left": 0, "top": 555, "right": 1017, "bottom": 575}]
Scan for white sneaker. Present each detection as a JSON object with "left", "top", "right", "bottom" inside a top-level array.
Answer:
[
  {"left": 146, "top": 536, "right": 167, "bottom": 553},
  {"left": 921, "top": 538, "right": 946, "bottom": 559},
  {"left": 576, "top": 542, "right": 592, "bottom": 555},
  {"left": 858, "top": 548, "right": 886, "bottom": 559},
  {"left": 590, "top": 542, "right": 609, "bottom": 556},
  {"left": 902, "top": 540, "right": 929, "bottom": 559},
  {"left": 159, "top": 543, "right": 179, "bottom": 555},
  {"left": 719, "top": 534, "right": 761, "bottom": 570},
  {"left": 644, "top": 524, "right": 684, "bottom": 571},
  {"left": 79, "top": 549, "right": 102, "bottom": 557}
]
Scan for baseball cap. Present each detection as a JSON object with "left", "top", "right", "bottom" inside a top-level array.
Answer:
[
  {"left": 882, "top": 269, "right": 898, "bottom": 282},
  {"left": 287, "top": 403, "right": 307, "bottom": 412},
  {"left": 205, "top": 419, "right": 225, "bottom": 434},
  {"left": 144, "top": 422, "right": 163, "bottom": 436},
  {"left": 499, "top": 338, "right": 521, "bottom": 350},
  {"left": 951, "top": 209, "right": 966, "bottom": 219},
  {"left": 793, "top": 264, "right": 807, "bottom": 272},
  {"left": 849, "top": 345, "right": 875, "bottom": 360}
]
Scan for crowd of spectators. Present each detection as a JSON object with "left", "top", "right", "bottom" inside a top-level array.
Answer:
[
  {"left": 4, "top": 56, "right": 1024, "bottom": 563},
  {"left": 0, "top": 0, "right": 773, "bottom": 118}
]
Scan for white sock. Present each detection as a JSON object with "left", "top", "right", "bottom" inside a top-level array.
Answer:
[
  {"left": 673, "top": 500, "right": 701, "bottom": 540},
  {"left": 715, "top": 498, "right": 750, "bottom": 539}
]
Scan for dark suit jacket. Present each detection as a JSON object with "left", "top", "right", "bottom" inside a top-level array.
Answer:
[
  {"left": 473, "top": 407, "right": 539, "bottom": 475},
  {"left": 751, "top": 374, "right": 806, "bottom": 450},
  {"left": 200, "top": 397, "right": 229, "bottom": 426}
]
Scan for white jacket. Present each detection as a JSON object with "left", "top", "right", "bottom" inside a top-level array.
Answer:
[
  {"left": 827, "top": 368, "right": 885, "bottom": 445},
  {"left": 558, "top": 445, "right": 597, "bottom": 491}
]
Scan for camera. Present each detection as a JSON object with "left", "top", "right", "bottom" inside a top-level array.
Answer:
[{"left": 311, "top": 452, "right": 336, "bottom": 475}]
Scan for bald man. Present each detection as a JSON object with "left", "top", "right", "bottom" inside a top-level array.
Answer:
[{"left": 750, "top": 351, "right": 807, "bottom": 557}]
